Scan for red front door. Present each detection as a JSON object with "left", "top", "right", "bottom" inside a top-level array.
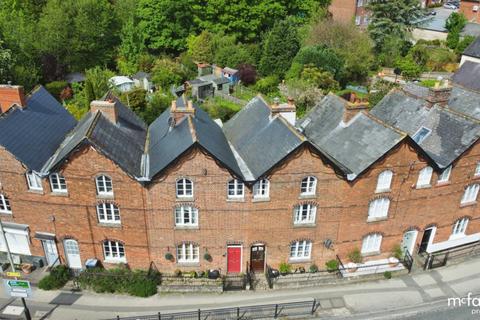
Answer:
[{"left": 227, "top": 246, "right": 242, "bottom": 273}]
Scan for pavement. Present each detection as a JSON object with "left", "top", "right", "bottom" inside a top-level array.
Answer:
[{"left": 0, "top": 257, "right": 479, "bottom": 319}]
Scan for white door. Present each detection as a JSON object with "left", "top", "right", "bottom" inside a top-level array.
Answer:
[
  {"left": 64, "top": 239, "right": 82, "bottom": 269},
  {"left": 42, "top": 240, "right": 59, "bottom": 266},
  {"left": 401, "top": 230, "right": 418, "bottom": 255}
]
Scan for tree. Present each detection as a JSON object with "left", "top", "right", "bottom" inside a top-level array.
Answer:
[
  {"left": 151, "top": 58, "right": 189, "bottom": 90},
  {"left": 187, "top": 30, "right": 215, "bottom": 63},
  {"left": 287, "top": 45, "right": 344, "bottom": 81},
  {"left": 70, "top": 67, "right": 115, "bottom": 109},
  {"left": 367, "top": 0, "right": 423, "bottom": 52},
  {"left": 445, "top": 12, "right": 467, "bottom": 32},
  {"left": 306, "top": 20, "right": 374, "bottom": 83},
  {"left": 300, "top": 65, "right": 339, "bottom": 92},
  {"left": 137, "top": 0, "right": 197, "bottom": 53},
  {"left": 258, "top": 19, "right": 300, "bottom": 78},
  {"left": 237, "top": 64, "right": 257, "bottom": 85},
  {"left": 117, "top": 17, "right": 146, "bottom": 75},
  {"left": 0, "top": 42, "right": 14, "bottom": 83},
  {"left": 396, "top": 55, "right": 422, "bottom": 81}
]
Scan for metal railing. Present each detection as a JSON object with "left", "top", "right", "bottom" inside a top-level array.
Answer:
[
  {"left": 109, "top": 299, "right": 319, "bottom": 320},
  {"left": 423, "top": 241, "right": 480, "bottom": 270}
]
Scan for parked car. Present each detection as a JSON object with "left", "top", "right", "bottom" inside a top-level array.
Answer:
[
  {"left": 429, "top": 11, "right": 437, "bottom": 15},
  {"left": 443, "top": 3, "right": 457, "bottom": 9}
]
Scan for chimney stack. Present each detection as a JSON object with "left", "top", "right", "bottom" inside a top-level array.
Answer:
[
  {"left": 170, "top": 98, "right": 195, "bottom": 124},
  {"left": 0, "top": 85, "right": 26, "bottom": 113},
  {"left": 90, "top": 100, "right": 118, "bottom": 123},
  {"left": 426, "top": 79, "right": 452, "bottom": 108},
  {"left": 270, "top": 97, "right": 296, "bottom": 126}
]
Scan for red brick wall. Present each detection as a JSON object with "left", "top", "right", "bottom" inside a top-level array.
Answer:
[
  {"left": 460, "top": 1, "right": 480, "bottom": 23},
  {"left": 1, "top": 134, "right": 479, "bottom": 273}
]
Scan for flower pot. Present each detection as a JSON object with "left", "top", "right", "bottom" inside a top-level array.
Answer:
[
  {"left": 388, "top": 257, "right": 399, "bottom": 267},
  {"left": 208, "top": 269, "right": 220, "bottom": 279},
  {"left": 346, "top": 262, "right": 357, "bottom": 273}
]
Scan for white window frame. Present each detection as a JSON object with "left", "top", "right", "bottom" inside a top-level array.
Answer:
[
  {"left": 253, "top": 179, "right": 270, "bottom": 199},
  {"left": 174, "top": 206, "right": 198, "bottom": 227},
  {"left": 461, "top": 184, "right": 479, "bottom": 204},
  {"left": 227, "top": 179, "right": 244, "bottom": 199},
  {"left": 103, "top": 240, "right": 126, "bottom": 263},
  {"left": 376, "top": 170, "right": 393, "bottom": 192},
  {"left": 367, "top": 198, "right": 390, "bottom": 221},
  {"left": 355, "top": 15, "right": 361, "bottom": 25},
  {"left": 412, "top": 127, "right": 431, "bottom": 144},
  {"left": 96, "top": 203, "right": 121, "bottom": 224},
  {"left": 26, "top": 171, "right": 43, "bottom": 191},
  {"left": 96, "top": 175, "right": 113, "bottom": 196},
  {"left": 176, "top": 242, "right": 200, "bottom": 263},
  {"left": 300, "top": 176, "right": 317, "bottom": 196},
  {"left": 437, "top": 165, "right": 452, "bottom": 184},
  {"left": 361, "top": 233, "right": 382, "bottom": 254},
  {"left": 0, "top": 194, "right": 12, "bottom": 214},
  {"left": 49, "top": 173, "right": 67, "bottom": 193},
  {"left": 452, "top": 218, "right": 469, "bottom": 236},
  {"left": 475, "top": 162, "right": 480, "bottom": 177},
  {"left": 176, "top": 178, "right": 193, "bottom": 198},
  {"left": 289, "top": 240, "right": 312, "bottom": 260},
  {"left": 416, "top": 166, "right": 433, "bottom": 188},
  {"left": 293, "top": 204, "right": 317, "bottom": 225}
]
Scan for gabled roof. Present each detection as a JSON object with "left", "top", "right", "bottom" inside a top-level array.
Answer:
[
  {"left": 109, "top": 76, "right": 134, "bottom": 86},
  {"left": 452, "top": 61, "right": 480, "bottom": 93},
  {"left": 371, "top": 86, "right": 480, "bottom": 169},
  {"left": 43, "top": 96, "right": 147, "bottom": 178},
  {"left": 463, "top": 36, "right": 480, "bottom": 58},
  {"left": 300, "top": 94, "right": 406, "bottom": 180},
  {"left": 147, "top": 97, "right": 243, "bottom": 180},
  {"left": 0, "top": 86, "right": 77, "bottom": 172},
  {"left": 223, "top": 96, "right": 305, "bottom": 180}
]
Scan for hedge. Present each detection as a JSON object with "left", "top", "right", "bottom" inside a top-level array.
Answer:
[{"left": 38, "top": 265, "right": 71, "bottom": 290}]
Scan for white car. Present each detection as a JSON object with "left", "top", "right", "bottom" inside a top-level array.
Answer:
[{"left": 443, "top": 3, "right": 457, "bottom": 9}]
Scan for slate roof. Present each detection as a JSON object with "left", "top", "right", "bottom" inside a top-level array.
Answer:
[
  {"left": 147, "top": 96, "right": 243, "bottom": 179},
  {"left": 452, "top": 61, "right": 480, "bottom": 92},
  {"left": 223, "top": 96, "right": 305, "bottom": 180},
  {"left": 43, "top": 95, "right": 147, "bottom": 178},
  {"left": 371, "top": 86, "right": 480, "bottom": 169},
  {"left": 0, "top": 86, "right": 77, "bottom": 172},
  {"left": 300, "top": 94, "right": 406, "bottom": 179},
  {"left": 463, "top": 36, "right": 480, "bottom": 58}
]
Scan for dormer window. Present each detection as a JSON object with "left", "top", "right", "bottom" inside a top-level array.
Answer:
[
  {"left": 437, "top": 166, "right": 452, "bottom": 184},
  {"left": 26, "top": 171, "right": 43, "bottom": 191},
  {"left": 227, "top": 179, "right": 244, "bottom": 199},
  {"left": 412, "top": 127, "right": 431, "bottom": 144},
  {"left": 253, "top": 179, "right": 270, "bottom": 199},
  {"left": 49, "top": 173, "right": 67, "bottom": 193},
  {"left": 416, "top": 166, "right": 433, "bottom": 188}
]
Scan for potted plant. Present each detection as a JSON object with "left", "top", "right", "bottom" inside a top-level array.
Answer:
[
  {"left": 389, "top": 244, "right": 403, "bottom": 267},
  {"left": 325, "top": 260, "right": 339, "bottom": 273},
  {"left": 173, "top": 269, "right": 182, "bottom": 277},
  {"left": 309, "top": 264, "right": 319, "bottom": 273},
  {"left": 165, "top": 252, "right": 174, "bottom": 261},
  {"left": 208, "top": 269, "right": 220, "bottom": 279},
  {"left": 347, "top": 248, "right": 363, "bottom": 272},
  {"left": 279, "top": 262, "right": 292, "bottom": 276},
  {"left": 21, "top": 263, "right": 33, "bottom": 274},
  {"left": 203, "top": 252, "right": 212, "bottom": 262}
]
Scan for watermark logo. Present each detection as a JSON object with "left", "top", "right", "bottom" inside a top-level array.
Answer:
[{"left": 448, "top": 293, "right": 480, "bottom": 315}]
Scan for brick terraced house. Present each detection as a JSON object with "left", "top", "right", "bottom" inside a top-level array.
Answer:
[{"left": 0, "top": 67, "right": 480, "bottom": 274}]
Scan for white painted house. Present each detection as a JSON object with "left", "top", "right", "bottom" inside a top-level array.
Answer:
[{"left": 109, "top": 76, "right": 135, "bottom": 93}]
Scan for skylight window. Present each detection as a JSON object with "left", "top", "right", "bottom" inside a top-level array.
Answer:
[{"left": 412, "top": 127, "right": 431, "bottom": 144}]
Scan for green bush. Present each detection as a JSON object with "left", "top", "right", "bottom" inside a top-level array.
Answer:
[
  {"left": 383, "top": 271, "right": 392, "bottom": 279},
  {"left": 279, "top": 262, "right": 292, "bottom": 274},
  {"left": 420, "top": 79, "right": 437, "bottom": 88},
  {"left": 38, "top": 265, "right": 71, "bottom": 290},
  {"left": 325, "top": 259, "right": 339, "bottom": 272},
  {"left": 309, "top": 264, "right": 319, "bottom": 273},
  {"left": 392, "top": 244, "right": 403, "bottom": 259},
  {"left": 347, "top": 248, "right": 363, "bottom": 263},
  {"left": 45, "top": 81, "right": 68, "bottom": 100},
  {"left": 254, "top": 75, "right": 279, "bottom": 95}
]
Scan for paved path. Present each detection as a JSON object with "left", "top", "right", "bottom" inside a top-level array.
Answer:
[{"left": 1, "top": 258, "right": 480, "bottom": 319}]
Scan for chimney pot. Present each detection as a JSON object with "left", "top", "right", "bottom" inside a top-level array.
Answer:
[
  {"left": 0, "top": 85, "right": 26, "bottom": 113},
  {"left": 170, "top": 98, "right": 195, "bottom": 124},
  {"left": 90, "top": 100, "right": 118, "bottom": 123},
  {"left": 343, "top": 101, "right": 369, "bottom": 124},
  {"left": 426, "top": 82, "right": 452, "bottom": 108}
]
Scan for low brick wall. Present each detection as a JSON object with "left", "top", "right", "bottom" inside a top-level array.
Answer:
[{"left": 158, "top": 277, "right": 223, "bottom": 293}]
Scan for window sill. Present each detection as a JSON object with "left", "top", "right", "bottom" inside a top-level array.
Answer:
[
  {"left": 449, "top": 233, "right": 466, "bottom": 241},
  {"left": 104, "top": 259, "right": 127, "bottom": 264},
  {"left": 0, "top": 211, "right": 12, "bottom": 216},
  {"left": 98, "top": 222, "right": 122, "bottom": 228},
  {"left": 375, "top": 188, "right": 391, "bottom": 194},
  {"left": 97, "top": 193, "right": 114, "bottom": 200},
  {"left": 50, "top": 191, "right": 68, "bottom": 197},
  {"left": 415, "top": 184, "right": 431, "bottom": 190},
  {"left": 27, "top": 189, "right": 44, "bottom": 195},
  {"left": 174, "top": 226, "right": 199, "bottom": 230},
  {"left": 288, "top": 258, "right": 312, "bottom": 264},
  {"left": 460, "top": 201, "right": 477, "bottom": 208},
  {"left": 299, "top": 194, "right": 316, "bottom": 200},
  {"left": 177, "top": 262, "right": 200, "bottom": 267},
  {"left": 366, "top": 216, "right": 388, "bottom": 223},
  {"left": 176, "top": 197, "right": 194, "bottom": 202},
  {"left": 361, "top": 251, "right": 381, "bottom": 257},
  {"left": 252, "top": 197, "right": 270, "bottom": 203},
  {"left": 436, "top": 181, "right": 451, "bottom": 187},
  {"left": 293, "top": 223, "right": 316, "bottom": 228},
  {"left": 227, "top": 198, "right": 245, "bottom": 202}
]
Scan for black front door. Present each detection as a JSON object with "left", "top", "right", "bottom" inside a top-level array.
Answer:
[
  {"left": 418, "top": 229, "right": 433, "bottom": 253},
  {"left": 250, "top": 245, "right": 265, "bottom": 272}
]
